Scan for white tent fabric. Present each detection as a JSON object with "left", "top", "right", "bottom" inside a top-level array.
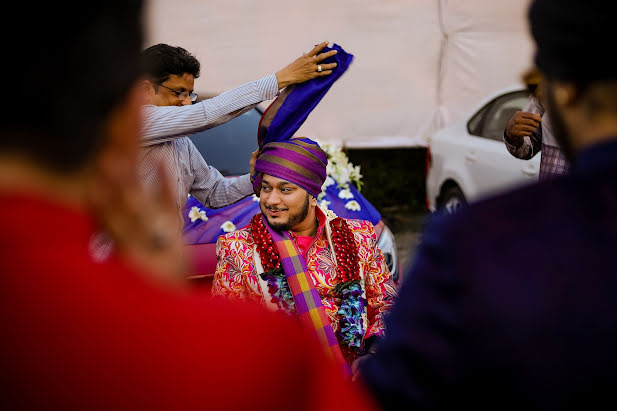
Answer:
[{"left": 145, "top": 0, "right": 533, "bottom": 148}]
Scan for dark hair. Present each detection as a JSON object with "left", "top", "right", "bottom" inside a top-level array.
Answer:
[
  {"left": 0, "top": 1, "right": 144, "bottom": 174},
  {"left": 140, "top": 44, "right": 201, "bottom": 85}
]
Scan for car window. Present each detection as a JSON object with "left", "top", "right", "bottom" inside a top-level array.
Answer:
[
  {"left": 188, "top": 109, "right": 261, "bottom": 176},
  {"left": 478, "top": 91, "right": 529, "bottom": 141},
  {"left": 467, "top": 101, "right": 493, "bottom": 136}
]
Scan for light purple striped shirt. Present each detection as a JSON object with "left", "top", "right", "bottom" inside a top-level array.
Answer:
[
  {"left": 138, "top": 74, "right": 279, "bottom": 228},
  {"left": 90, "top": 74, "right": 279, "bottom": 261}
]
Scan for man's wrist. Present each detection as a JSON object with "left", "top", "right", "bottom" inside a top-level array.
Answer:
[
  {"left": 275, "top": 71, "right": 289, "bottom": 90},
  {"left": 504, "top": 130, "right": 524, "bottom": 148}
]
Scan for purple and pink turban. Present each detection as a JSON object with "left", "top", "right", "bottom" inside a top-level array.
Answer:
[{"left": 253, "top": 137, "right": 328, "bottom": 198}]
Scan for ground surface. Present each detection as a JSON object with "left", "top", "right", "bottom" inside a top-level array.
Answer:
[{"left": 379, "top": 206, "right": 429, "bottom": 275}]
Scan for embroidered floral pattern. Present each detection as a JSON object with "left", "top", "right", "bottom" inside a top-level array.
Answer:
[{"left": 213, "top": 213, "right": 397, "bottom": 363}]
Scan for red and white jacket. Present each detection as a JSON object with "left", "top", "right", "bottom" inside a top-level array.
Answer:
[{"left": 213, "top": 208, "right": 397, "bottom": 349}]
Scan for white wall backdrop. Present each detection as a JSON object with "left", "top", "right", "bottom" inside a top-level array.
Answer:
[{"left": 145, "top": 0, "right": 534, "bottom": 147}]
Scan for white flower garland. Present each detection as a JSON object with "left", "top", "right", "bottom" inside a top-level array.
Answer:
[{"left": 315, "top": 141, "right": 364, "bottom": 213}]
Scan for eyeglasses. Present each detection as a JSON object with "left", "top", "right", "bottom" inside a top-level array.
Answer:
[{"left": 157, "top": 83, "right": 198, "bottom": 102}]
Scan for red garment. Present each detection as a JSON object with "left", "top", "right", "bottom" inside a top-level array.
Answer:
[
  {"left": 294, "top": 235, "right": 313, "bottom": 259},
  {"left": 0, "top": 193, "right": 377, "bottom": 410}
]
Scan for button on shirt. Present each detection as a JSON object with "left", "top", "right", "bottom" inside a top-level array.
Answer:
[{"left": 139, "top": 74, "right": 279, "bottom": 228}]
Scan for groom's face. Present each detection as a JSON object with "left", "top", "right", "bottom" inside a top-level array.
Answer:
[{"left": 259, "top": 174, "right": 312, "bottom": 232}]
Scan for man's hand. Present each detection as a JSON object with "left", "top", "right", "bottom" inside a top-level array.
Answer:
[
  {"left": 249, "top": 149, "right": 259, "bottom": 182},
  {"left": 275, "top": 42, "right": 338, "bottom": 89},
  {"left": 506, "top": 111, "right": 542, "bottom": 145}
]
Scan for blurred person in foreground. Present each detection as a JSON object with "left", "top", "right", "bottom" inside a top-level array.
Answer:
[
  {"left": 92, "top": 42, "right": 340, "bottom": 259},
  {"left": 0, "top": 2, "right": 376, "bottom": 409},
  {"left": 504, "top": 68, "right": 570, "bottom": 180},
  {"left": 212, "top": 137, "right": 397, "bottom": 380},
  {"left": 360, "top": 0, "right": 617, "bottom": 409}
]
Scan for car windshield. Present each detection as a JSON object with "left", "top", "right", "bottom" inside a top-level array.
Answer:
[{"left": 188, "top": 109, "right": 261, "bottom": 176}]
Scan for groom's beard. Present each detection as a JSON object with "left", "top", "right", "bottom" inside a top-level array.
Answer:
[{"left": 262, "top": 193, "right": 310, "bottom": 232}]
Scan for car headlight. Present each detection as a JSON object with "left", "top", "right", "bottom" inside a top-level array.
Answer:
[{"left": 376, "top": 224, "right": 399, "bottom": 282}]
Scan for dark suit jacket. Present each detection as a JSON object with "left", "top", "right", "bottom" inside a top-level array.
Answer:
[{"left": 361, "top": 139, "right": 617, "bottom": 410}]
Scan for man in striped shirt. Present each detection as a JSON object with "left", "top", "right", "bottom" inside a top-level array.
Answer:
[
  {"left": 91, "top": 42, "right": 339, "bottom": 260},
  {"left": 137, "top": 42, "right": 339, "bottom": 232}
]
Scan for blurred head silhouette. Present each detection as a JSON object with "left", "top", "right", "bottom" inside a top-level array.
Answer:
[
  {"left": 530, "top": 0, "right": 617, "bottom": 161},
  {"left": 0, "top": 1, "right": 144, "bottom": 195}
]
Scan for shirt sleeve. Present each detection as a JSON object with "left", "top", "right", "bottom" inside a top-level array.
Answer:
[
  {"left": 140, "top": 74, "right": 279, "bottom": 146},
  {"left": 187, "top": 140, "right": 253, "bottom": 208},
  {"left": 361, "top": 223, "right": 397, "bottom": 343}
]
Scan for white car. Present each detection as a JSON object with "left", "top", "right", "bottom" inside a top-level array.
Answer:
[{"left": 426, "top": 86, "right": 540, "bottom": 213}]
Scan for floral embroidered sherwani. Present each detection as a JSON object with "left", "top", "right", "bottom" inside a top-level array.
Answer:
[{"left": 213, "top": 210, "right": 397, "bottom": 358}]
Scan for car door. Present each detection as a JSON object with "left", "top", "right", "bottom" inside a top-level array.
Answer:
[{"left": 463, "top": 91, "right": 540, "bottom": 201}]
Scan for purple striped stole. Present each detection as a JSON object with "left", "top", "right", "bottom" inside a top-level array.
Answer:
[{"left": 264, "top": 216, "right": 348, "bottom": 370}]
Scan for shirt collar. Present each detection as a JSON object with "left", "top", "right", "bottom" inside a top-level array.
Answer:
[{"left": 288, "top": 206, "right": 328, "bottom": 240}]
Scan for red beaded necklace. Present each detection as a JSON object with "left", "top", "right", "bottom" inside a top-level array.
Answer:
[{"left": 249, "top": 214, "right": 360, "bottom": 282}]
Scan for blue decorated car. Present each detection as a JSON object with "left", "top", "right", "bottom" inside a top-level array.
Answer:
[{"left": 182, "top": 107, "right": 400, "bottom": 290}]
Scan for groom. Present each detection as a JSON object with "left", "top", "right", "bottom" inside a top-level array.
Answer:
[{"left": 213, "top": 137, "right": 396, "bottom": 376}]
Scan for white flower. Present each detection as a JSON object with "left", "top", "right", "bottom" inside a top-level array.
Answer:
[
  {"left": 338, "top": 188, "right": 354, "bottom": 200},
  {"left": 331, "top": 164, "right": 351, "bottom": 186},
  {"left": 321, "top": 142, "right": 363, "bottom": 191},
  {"left": 221, "top": 221, "right": 237, "bottom": 233},
  {"left": 319, "top": 199, "right": 331, "bottom": 209},
  {"left": 351, "top": 165, "right": 363, "bottom": 181},
  {"left": 345, "top": 200, "right": 361, "bottom": 211},
  {"left": 322, "top": 176, "right": 335, "bottom": 189},
  {"left": 252, "top": 194, "right": 260, "bottom": 202},
  {"left": 188, "top": 206, "right": 208, "bottom": 222},
  {"left": 324, "top": 208, "right": 338, "bottom": 221}
]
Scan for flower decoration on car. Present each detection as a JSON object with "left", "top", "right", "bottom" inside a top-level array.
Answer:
[
  {"left": 319, "top": 142, "right": 363, "bottom": 191},
  {"left": 338, "top": 189, "right": 354, "bottom": 200},
  {"left": 344, "top": 200, "right": 361, "bottom": 211},
  {"left": 321, "top": 176, "right": 336, "bottom": 192},
  {"left": 188, "top": 206, "right": 208, "bottom": 222},
  {"left": 314, "top": 141, "right": 364, "bottom": 205},
  {"left": 221, "top": 221, "right": 237, "bottom": 233}
]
